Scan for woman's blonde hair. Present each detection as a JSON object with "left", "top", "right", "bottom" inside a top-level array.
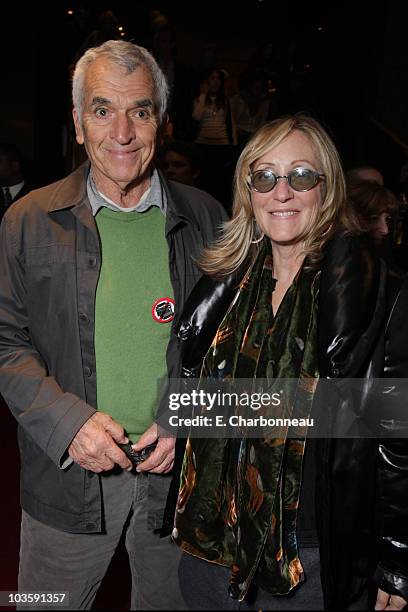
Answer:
[{"left": 200, "top": 114, "right": 359, "bottom": 277}]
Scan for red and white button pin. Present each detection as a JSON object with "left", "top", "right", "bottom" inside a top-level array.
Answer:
[{"left": 151, "top": 297, "right": 175, "bottom": 323}]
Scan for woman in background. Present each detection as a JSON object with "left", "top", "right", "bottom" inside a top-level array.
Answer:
[
  {"left": 348, "top": 180, "right": 398, "bottom": 260},
  {"left": 192, "top": 68, "right": 236, "bottom": 210}
]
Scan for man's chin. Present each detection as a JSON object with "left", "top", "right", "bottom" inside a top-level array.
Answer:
[{"left": 120, "top": 170, "right": 152, "bottom": 192}]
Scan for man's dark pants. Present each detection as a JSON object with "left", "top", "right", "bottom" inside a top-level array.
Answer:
[{"left": 18, "top": 469, "right": 185, "bottom": 610}]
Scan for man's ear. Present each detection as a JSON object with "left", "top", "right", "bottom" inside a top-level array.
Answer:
[{"left": 72, "top": 108, "right": 84, "bottom": 145}]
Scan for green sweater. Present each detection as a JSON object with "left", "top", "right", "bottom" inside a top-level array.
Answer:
[{"left": 95, "top": 206, "right": 173, "bottom": 441}]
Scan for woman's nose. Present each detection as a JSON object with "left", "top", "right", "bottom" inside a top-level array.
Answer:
[
  {"left": 273, "top": 176, "right": 293, "bottom": 201},
  {"left": 377, "top": 213, "right": 390, "bottom": 235}
]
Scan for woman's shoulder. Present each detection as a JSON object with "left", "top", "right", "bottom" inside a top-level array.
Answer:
[
  {"left": 176, "top": 271, "right": 242, "bottom": 340},
  {"left": 322, "top": 230, "right": 376, "bottom": 263},
  {"left": 320, "top": 230, "right": 384, "bottom": 306},
  {"left": 175, "top": 271, "right": 243, "bottom": 376}
]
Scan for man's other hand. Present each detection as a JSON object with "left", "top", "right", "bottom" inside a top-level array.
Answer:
[
  {"left": 132, "top": 423, "right": 175, "bottom": 474},
  {"left": 68, "top": 412, "right": 133, "bottom": 472}
]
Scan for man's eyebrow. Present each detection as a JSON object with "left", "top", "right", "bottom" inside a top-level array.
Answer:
[
  {"left": 134, "top": 99, "right": 153, "bottom": 108},
  {"left": 90, "top": 97, "right": 153, "bottom": 108},
  {"left": 91, "top": 96, "right": 111, "bottom": 106}
]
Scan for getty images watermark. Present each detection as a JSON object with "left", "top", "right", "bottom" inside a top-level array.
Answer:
[
  {"left": 167, "top": 389, "right": 313, "bottom": 430},
  {"left": 156, "top": 378, "right": 408, "bottom": 439},
  {"left": 157, "top": 379, "right": 316, "bottom": 438}
]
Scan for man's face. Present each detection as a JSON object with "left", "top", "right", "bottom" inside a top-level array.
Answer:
[{"left": 73, "top": 58, "right": 158, "bottom": 193}]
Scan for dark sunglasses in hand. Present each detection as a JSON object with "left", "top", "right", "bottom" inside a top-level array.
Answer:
[{"left": 250, "top": 167, "right": 326, "bottom": 193}]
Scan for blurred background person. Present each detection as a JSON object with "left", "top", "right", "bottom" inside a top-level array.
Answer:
[
  {"left": 157, "top": 140, "right": 203, "bottom": 187},
  {"left": 0, "top": 142, "right": 29, "bottom": 221},
  {"left": 231, "top": 69, "right": 271, "bottom": 151},
  {"left": 346, "top": 165, "right": 384, "bottom": 186},
  {"left": 72, "top": 9, "right": 120, "bottom": 62},
  {"left": 192, "top": 67, "right": 236, "bottom": 212},
  {"left": 394, "top": 161, "right": 408, "bottom": 270},
  {"left": 245, "top": 40, "right": 280, "bottom": 104},
  {"left": 346, "top": 165, "right": 400, "bottom": 265},
  {"left": 151, "top": 26, "right": 197, "bottom": 141},
  {"left": 348, "top": 181, "right": 398, "bottom": 251}
]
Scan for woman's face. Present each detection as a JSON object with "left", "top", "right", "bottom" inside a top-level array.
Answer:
[
  {"left": 251, "top": 130, "right": 324, "bottom": 248},
  {"left": 207, "top": 71, "right": 222, "bottom": 94},
  {"left": 369, "top": 210, "right": 390, "bottom": 243}
]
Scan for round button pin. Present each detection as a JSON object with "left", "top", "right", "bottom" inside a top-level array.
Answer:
[{"left": 151, "top": 297, "right": 175, "bottom": 323}]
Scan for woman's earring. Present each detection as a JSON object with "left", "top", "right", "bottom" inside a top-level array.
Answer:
[
  {"left": 320, "top": 222, "right": 333, "bottom": 237},
  {"left": 251, "top": 218, "right": 264, "bottom": 244}
]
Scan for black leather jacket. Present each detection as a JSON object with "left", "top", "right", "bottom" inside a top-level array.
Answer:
[{"left": 165, "top": 233, "right": 408, "bottom": 609}]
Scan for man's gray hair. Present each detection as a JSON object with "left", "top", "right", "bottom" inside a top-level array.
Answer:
[{"left": 72, "top": 40, "right": 169, "bottom": 123}]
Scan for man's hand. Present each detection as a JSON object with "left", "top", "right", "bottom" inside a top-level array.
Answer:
[
  {"left": 132, "top": 423, "right": 175, "bottom": 474},
  {"left": 68, "top": 412, "right": 132, "bottom": 473},
  {"left": 375, "top": 588, "right": 407, "bottom": 610}
]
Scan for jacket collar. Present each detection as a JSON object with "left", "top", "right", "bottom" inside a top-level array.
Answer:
[
  {"left": 47, "top": 162, "right": 90, "bottom": 213},
  {"left": 159, "top": 169, "right": 202, "bottom": 235},
  {"left": 47, "top": 162, "right": 198, "bottom": 230}
]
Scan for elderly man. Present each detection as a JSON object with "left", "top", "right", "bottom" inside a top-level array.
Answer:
[{"left": 0, "top": 41, "right": 226, "bottom": 610}]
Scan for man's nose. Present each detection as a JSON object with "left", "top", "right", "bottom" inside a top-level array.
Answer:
[{"left": 110, "top": 113, "right": 134, "bottom": 144}]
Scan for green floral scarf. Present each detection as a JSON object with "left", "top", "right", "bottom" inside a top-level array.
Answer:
[{"left": 174, "top": 238, "right": 320, "bottom": 601}]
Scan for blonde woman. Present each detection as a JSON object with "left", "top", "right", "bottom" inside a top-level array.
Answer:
[{"left": 165, "top": 116, "right": 407, "bottom": 610}]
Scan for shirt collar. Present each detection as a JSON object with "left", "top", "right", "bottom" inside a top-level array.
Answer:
[
  {"left": 87, "top": 168, "right": 167, "bottom": 216},
  {"left": 2, "top": 181, "right": 24, "bottom": 200}
]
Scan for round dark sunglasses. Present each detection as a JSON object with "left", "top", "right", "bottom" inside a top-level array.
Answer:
[{"left": 250, "top": 167, "right": 326, "bottom": 193}]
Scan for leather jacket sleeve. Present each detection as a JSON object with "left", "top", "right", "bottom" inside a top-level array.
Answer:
[
  {"left": 175, "top": 270, "right": 243, "bottom": 377},
  {"left": 316, "top": 232, "right": 390, "bottom": 608},
  {"left": 318, "top": 234, "right": 408, "bottom": 602},
  {"left": 374, "top": 275, "right": 408, "bottom": 600},
  {"left": 318, "top": 232, "right": 386, "bottom": 379}
]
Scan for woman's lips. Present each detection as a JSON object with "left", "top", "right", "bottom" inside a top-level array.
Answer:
[{"left": 269, "top": 210, "right": 299, "bottom": 217}]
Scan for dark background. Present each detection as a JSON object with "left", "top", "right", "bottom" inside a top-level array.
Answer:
[
  {"left": 2, "top": 0, "right": 408, "bottom": 191},
  {"left": 1, "top": 1, "right": 408, "bottom": 609}
]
